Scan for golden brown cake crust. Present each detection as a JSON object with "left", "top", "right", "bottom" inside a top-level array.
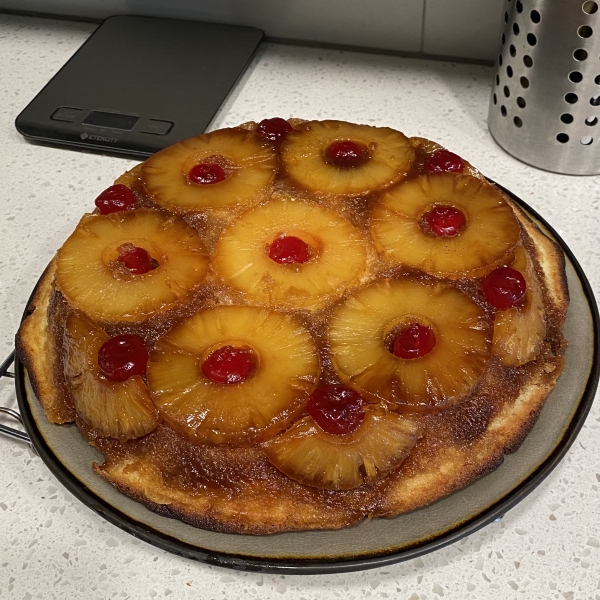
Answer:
[{"left": 16, "top": 123, "right": 569, "bottom": 535}]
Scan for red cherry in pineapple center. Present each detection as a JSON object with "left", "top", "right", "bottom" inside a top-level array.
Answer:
[
  {"left": 308, "top": 385, "right": 365, "bottom": 435},
  {"left": 202, "top": 345, "right": 255, "bottom": 384},
  {"left": 257, "top": 117, "right": 293, "bottom": 142},
  {"left": 424, "top": 205, "right": 466, "bottom": 237},
  {"left": 268, "top": 235, "right": 310, "bottom": 265},
  {"left": 98, "top": 335, "right": 149, "bottom": 382},
  {"left": 482, "top": 267, "right": 527, "bottom": 309},
  {"left": 325, "top": 140, "right": 369, "bottom": 168},
  {"left": 117, "top": 244, "right": 156, "bottom": 275},
  {"left": 95, "top": 184, "right": 136, "bottom": 214},
  {"left": 393, "top": 323, "right": 436, "bottom": 359},
  {"left": 425, "top": 150, "right": 465, "bottom": 173},
  {"left": 188, "top": 162, "right": 227, "bottom": 185}
]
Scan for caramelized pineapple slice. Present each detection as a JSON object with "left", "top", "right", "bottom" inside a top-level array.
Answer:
[
  {"left": 329, "top": 278, "right": 491, "bottom": 409},
  {"left": 213, "top": 197, "right": 368, "bottom": 309},
  {"left": 281, "top": 120, "right": 414, "bottom": 195},
  {"left": 264, "top": 409, "right": 419, "bottom": 490},
  {"left": 63, "top": 312, "right": 159, "bottom": 440},
  {"left": 370, "top": 174, "right": 520, "bottom": 279},
  {"left": 492, "top": 246, "right": 546, "bottom": 366},
  {"left": 56, "top": 209, "right": 208, "bottom": 323},
  {"left": 141, "top": 128, "right": 277, "bottom": 212},
  {"left": 113, "top": 163, "right": 143, "bottom": 188},
  {"left": 147, "top": 306, "right": 320, "bottom": 444}
]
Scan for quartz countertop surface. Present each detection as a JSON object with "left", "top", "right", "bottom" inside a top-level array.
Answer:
[{"left": 1, "top": 13, "right": 599, "bottom": 600}]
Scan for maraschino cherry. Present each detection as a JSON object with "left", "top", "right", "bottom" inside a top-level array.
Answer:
[
  {"left": 268, "top": 236, "right": 310, "bottom": 264},
  {"left": 325, "top": 141, "right": 368, "bottom": 168},
  {"left": 117, "top": 244, "right": 155, "bottom": 275},
  {"left": 425, "top": 150, "right": 465, "bottom": 173},
  {"left": 257, "top": 118, "right": 293, "bottom": 143},
  {"left": 95, "top": 184, "right": 136, "bottom": 214},
  {"left": 393, "top": 324, "right": 436, "bottom": 359},
  {"left": 424, "top": 205, "right": 466, "bottom": 237},
  {"left": 308, "top": 385, "right": 365, "bottom": 435},
  {"left": 482, "top": 267, "right": 527, "bottom": 309},
  {"left": 202, "top": 346, "right": 255, "bottom": 384},
  {"left": 188, "top": 163, "right": 227, "bottom": 185},
  {"left": 98, "top": 335, "right": 149, "bottom": 382}
]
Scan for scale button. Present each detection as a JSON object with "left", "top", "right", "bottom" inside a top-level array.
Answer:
[
  {"left": 51, "top": 107, "right": 84, "bottom": 122},
  {"left": 141, "top": 119, "right": 173, "bottom": 135}
]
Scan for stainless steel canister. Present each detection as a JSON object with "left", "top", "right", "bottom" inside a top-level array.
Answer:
[{"left": 488, "top": 0, "right": 600, "bottom": 175}]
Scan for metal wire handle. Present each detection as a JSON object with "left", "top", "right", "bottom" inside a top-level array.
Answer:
[{"left": 0, "top": 350, "right": 32, "bottom": 445}]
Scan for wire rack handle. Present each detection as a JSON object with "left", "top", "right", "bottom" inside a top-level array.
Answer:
[{"left": 0, "top": 350, "right": 32, "bottom": 445}]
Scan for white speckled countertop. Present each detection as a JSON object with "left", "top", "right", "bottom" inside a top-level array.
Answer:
[{"left": 1, "top": 13, "right": 599, "bottom": 600}]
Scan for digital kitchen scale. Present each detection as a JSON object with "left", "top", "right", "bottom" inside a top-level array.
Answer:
[{"left": 15, "top": 15, "right": 264, "bottom": 158}]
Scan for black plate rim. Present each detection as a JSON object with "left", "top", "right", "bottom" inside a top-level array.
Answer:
[{"left": 14, "top": 185, "right": 600, "bottom": 575}]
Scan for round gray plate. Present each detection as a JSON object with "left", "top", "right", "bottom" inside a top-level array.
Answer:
[{"left": 15, "top": 191, "right": 599, "bottom": 574}]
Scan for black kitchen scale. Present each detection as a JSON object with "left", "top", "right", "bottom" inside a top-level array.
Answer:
[{"left": 15, "top": 15, "right": 264, "bottom": 158}]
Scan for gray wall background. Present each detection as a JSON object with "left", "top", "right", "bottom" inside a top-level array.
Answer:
[{"left": 0, "top": 0, "right": 504, "bottom": 61}]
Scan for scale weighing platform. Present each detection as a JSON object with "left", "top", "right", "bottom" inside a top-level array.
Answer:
[{"left": 15, "top": 15, "right": 263, "bottom": 158}]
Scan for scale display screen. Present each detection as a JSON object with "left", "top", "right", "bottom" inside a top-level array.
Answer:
[{"left": 82, "top": 111, "right": 139, "bottom": 131}]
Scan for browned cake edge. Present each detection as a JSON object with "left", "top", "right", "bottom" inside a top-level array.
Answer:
[{"left": 15, "top": 259, "right": 75, "bottom": 424}]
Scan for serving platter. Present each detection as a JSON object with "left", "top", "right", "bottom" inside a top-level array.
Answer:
[{"left": 12, "top": 187, "right": 599, "bottom": 574}]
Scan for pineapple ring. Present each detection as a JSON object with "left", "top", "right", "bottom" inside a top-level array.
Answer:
[
  {"left": 213, "top": 198, "right": 368, "bottom": 309},
  {"left": 492, "top": 245, "right": 546, "bottom": 366},
  {"left": 371, "top": 173, "right": 520, "bottom": 279},
  {"left": 141, "top": 128, "right": 278, "bottom": 212},
  {"left": 329, "top": 278, "right": 491, "bottom": 409},
  {"left": 147, "top": 305, "right": 320, "bottom": 444},
  {"left": 56, "top": 209, "right": 209, "bottom": 323},
  {"left": 64, "top": 312, "right": 159, "bottom": 441},
  {"left": 281, "top": 120, "right": 415, "bottom": 195},
  {"left": 264, "top": 409, "right": 420, "bottom": 490}
]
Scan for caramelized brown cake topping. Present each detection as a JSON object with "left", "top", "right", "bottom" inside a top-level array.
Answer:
[{"left": 16, "top": 119, "right": 568, "bottom": 535}]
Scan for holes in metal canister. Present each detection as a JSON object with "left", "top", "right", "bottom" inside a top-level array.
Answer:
[
  {"left": 513, "top": 23, "right": 520, "bottom": 35},
  {"left": 510, "top": 44, "right": 517, "bottom": 57},
  {"left": 504, "top": 11, "right": 509, "bottom": 23},
  {"left": 583, "top": 1, "right": 598, "bottom": 14},
  {"left": 527, "top": 33, "right": 537, "bottom": 46},
  {"left": 591, "top": 95, "right": 600, "bottom": 105},
  {"left": 569, "top": 71, "right": 583, "bottom": 83},
  {"left": 586, "top": 116, "right": 598, "bottom": 125},
  {"left": 504, "top": 86, "right": 510, "bottom": 97},
  {"left": 524, "top": 55, "right": 533, "bottom": 67},
  {"left": 493, "top": 93, "right": 498, "bottom": 105},
  {"left": 514, "top": 116, "right": 523, "bottom": 127},
  {"left": 565, "top": 93, "right": 579, "bottom": 103},
  {"left": 517, "top": 97, "right": 526, "bottom": 108},
  {"left": 581, "top": 136, "right": 594, "bottom": 145},
  {"left": 561, "top": 114, "right": 574, "bottom": 124},
  {"left": 520, "top": 76, "right": 530, "bottom": 88},
  {"left": 507, "top": 66, "right": 513, "bottom": 78},
  {"left": 501, "top": 105, "right": 508, "bottom": 117},
  {"left": 530, "top": 10, "right": 541, "bottom": 23},
  {"left": 496, "top": 74, "right": 500, "bottom": 86},
  {"left": 574, "top": 48, "right": 588, "bottom": 60},
  {"left": 556, "top": 133, "right": 569, "bottom": 143},
  {"left": 594, "top": 74, "right": 600, "bottom": 84},
  {"left": 498, "top": 54, "right": 503, "bottom": 66},
  {"left": 516, "top": 1, "right": 523, "bottom": 13},
  {"left": 578, "top": 25, "right": 593, "bottom": 38},
  {"left": 502, "top": 34, "right": 506, "bottom": 45}
]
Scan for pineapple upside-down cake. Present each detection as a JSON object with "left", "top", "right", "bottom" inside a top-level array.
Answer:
[{"left": 16, "top": 119, "right": 568, "bottom": 534}]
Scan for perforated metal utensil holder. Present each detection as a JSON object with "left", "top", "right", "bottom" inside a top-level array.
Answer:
[{"left": 488, "top": 0, "right": 600, "bottom": 175}]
